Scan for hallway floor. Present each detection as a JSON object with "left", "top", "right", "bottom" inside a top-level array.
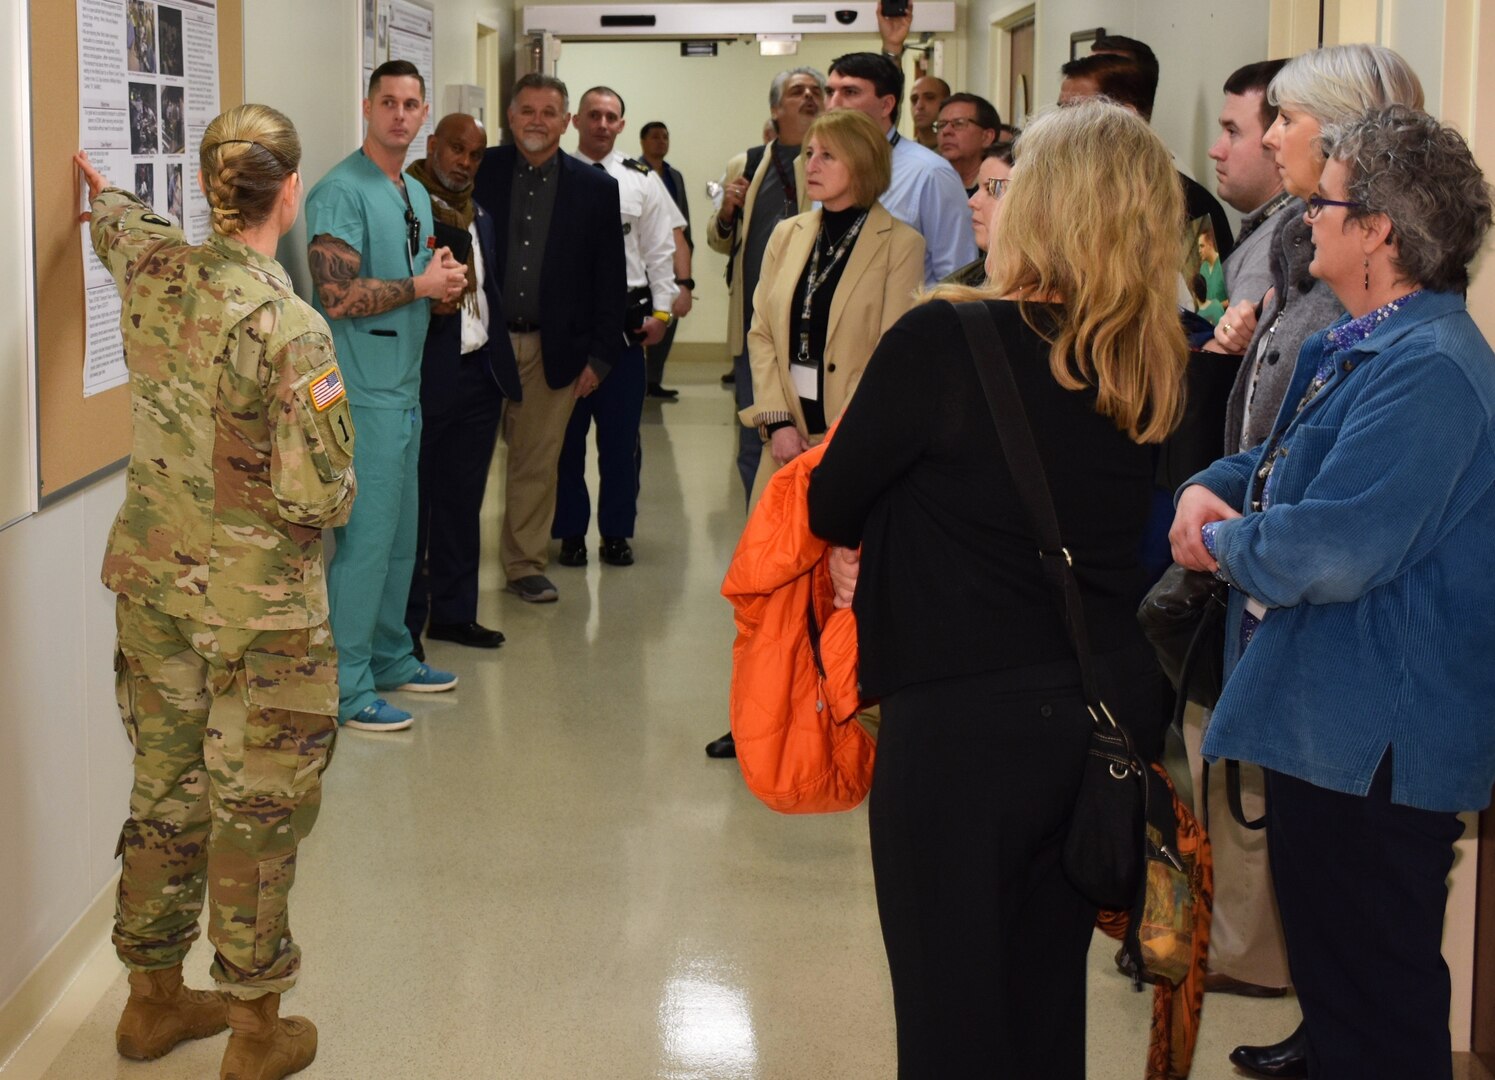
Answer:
[{"left": 12, "top": 363, "right": 1489, "bottom": 1079}]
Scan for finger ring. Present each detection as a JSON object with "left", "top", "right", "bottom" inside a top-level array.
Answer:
[{"left": 1222, "top": 322, "right": 1232, "bottom": 334}]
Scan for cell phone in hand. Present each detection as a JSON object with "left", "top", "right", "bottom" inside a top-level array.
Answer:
[{"left": 881, "top": 0, "right": 909, "bottom": 17}]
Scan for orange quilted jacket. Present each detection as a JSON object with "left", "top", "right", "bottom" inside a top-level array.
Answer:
[{"left": 721, "top": 436, "right": 874, "bottom": 813}]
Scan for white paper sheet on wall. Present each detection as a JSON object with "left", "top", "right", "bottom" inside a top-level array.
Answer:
[
  {"left": 386, "top": 0, "right": 434, "bottom": 171},
  {"left": 77, "top": 0, "right": 218, "bottom": 397}
]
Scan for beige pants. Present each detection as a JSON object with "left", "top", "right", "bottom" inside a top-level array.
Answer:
[
  {"left": 500, "top": 331, "right": 579, "bottom": 581},
  {"left": 1183, "top": 703, "right": 1292, "bottom": 987}
]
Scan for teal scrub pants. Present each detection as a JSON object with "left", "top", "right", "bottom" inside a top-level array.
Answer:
[{"left": 329, "top": 404, "right": 423, "bottom": 719}]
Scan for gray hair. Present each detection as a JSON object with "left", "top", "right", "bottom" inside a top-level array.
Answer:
[
  {"left": 769, "top": 66, "right": 827, "bottom": 110},
  {"left": 1322, "top": 105, "right": 1492, "bottom": 293},
  {"left": 1268, "top": 44, "right": 1423, "bottom": 129},
  {"left": 511, "top": 72, "right": 569, "bottom": 111}
]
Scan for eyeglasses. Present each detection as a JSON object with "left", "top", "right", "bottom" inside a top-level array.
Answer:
[
  {"left": 931, "top": 117, "right": 982, "bottom": 134},
  {"left": 1306, "top": 194, "right": 1363, "bottom": 219},
  {"left": 980, "top": 177, "right": 1011, "bottom": 199}
]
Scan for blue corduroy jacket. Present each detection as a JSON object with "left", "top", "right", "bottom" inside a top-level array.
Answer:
[{"left": 1188, "top": 290, "right": 1495, "bottom": 812}]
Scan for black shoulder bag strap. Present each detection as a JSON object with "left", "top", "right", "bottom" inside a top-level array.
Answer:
[
  {"left": 724, "top": 144, "right": 769, "bottom": 289},
  {"left": 950, "top": 300, "right": 1114, "bottom": 724}
]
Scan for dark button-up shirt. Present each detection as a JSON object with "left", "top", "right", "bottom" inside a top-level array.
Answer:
[{"left": 502, "top": 150, "right": 560, "bottom": 325}]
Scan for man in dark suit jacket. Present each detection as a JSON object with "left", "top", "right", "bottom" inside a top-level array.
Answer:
[
  {"left": 639, "top": 120, "right": 694, "bottom": 400},
  {"left": 472, "top": 74, "right": 625, "bottom": 604},
  {"left": 404, "top": 114, "right": 521, "bottom": 654}
]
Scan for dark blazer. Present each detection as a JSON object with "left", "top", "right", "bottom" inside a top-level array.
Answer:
[
  {"left": 420, "top": 203, "right": 521, "bottom": 414},
  {"left": 473, "top": 145, "right": 626, "bottom": 389},
  {"left": 659, "top": 161, "right": 691, "bottom": 249}
]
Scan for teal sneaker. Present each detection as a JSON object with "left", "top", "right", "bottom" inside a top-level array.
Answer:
[
  {"left": 342, "top": 699, "right": 414, "bottom": 732},
  {"left": 388, "top": 663, "right": 458, "bottom": 694}
]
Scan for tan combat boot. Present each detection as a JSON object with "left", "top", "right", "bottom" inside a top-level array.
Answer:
[
  {"left": 219, "top": 992, "right": 318, "bottom": 1080},
  {"left": 115, "top": 964, "right": 231, "bottom": 1060}
]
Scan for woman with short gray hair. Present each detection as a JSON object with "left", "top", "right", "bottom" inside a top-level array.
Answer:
[
  {"left": 1173, "top": 104, "right": 1495, "bottom": 1080},
  {"left": 1186, "top": 43, "right": 1425, "bottom": 1078}
]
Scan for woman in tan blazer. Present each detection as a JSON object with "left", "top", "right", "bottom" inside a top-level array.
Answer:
[{"left": 739, "top": 109, "right": 925, "bottom": 506}]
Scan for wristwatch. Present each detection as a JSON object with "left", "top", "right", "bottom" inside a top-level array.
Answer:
[
  {"left": 675, "top": 277, "right": 695, "bottom": 289},
  {"left": 651, "top": 310, "right": 675, "bottom": 325}
]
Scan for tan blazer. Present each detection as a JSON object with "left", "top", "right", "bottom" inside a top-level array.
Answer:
[
  {"left": 706, "top": 141, "right": 812, "bottom": 356},
  {"left": 739, "top": 201, "right": 925, "bottom": 437}
]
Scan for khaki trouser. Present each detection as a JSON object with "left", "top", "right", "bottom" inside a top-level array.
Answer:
[
  {"left": 500, "top": 331, "right": 579, "bottom": 580},
  {"left": 1183, "top": 703, "right": 1292, "bottom": 987},
  {"left": 111, "top": 595, "right": 337, "bottom": 995}
]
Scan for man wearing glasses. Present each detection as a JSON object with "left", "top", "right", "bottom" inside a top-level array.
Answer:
[
  {"left": 933, "top": 93, "right": 1002, "bottom": 197},
  {"left": 307, "top": 59, "right": 470, "bottom": 733}
]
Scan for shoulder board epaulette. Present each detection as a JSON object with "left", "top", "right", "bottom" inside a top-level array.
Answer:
[{"left": 622, "top": 157, "right": 652, "bottom": 175}]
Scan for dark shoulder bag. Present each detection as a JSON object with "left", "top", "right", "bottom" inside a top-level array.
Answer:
[{"left": 952, "top": 301, "right": 1204, "bottom": 985}]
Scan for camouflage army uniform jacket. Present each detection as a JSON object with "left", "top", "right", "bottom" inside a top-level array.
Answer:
[{"left": 91, "top": 189, "right": 356, "bottom": 630}]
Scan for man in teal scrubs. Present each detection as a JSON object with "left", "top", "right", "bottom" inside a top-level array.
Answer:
[{"left": 307, "top": 59, "right": 470, "bottom": 731}]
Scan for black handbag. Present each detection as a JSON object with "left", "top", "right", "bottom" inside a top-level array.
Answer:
[
  {"left": 951, "top": 301, "right": 1167, "bottom": 912},
  {"left": 1137, "top": 563, "right": 1227, "bottom": 709}
]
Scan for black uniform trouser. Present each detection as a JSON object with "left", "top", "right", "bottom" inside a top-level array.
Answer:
[
  {"left": 1266, "top": 755, "right": 1463, "bottom": 1080},
  {"left": 552, "top": 342, "right": 646, "bottom": 541},
  {"left": 869, "top": 666, "right": 1098, "bottom": 1080},
  {"left": 405, "top": 352, "right": 504, "bottom": 641}
]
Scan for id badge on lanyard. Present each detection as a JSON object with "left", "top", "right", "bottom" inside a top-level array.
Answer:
[{"left": 790, "top": 340, "right": 820, "bottom": 402}]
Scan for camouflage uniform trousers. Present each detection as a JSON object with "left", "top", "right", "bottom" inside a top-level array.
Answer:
[{"left": 111, "top": 594, "right": 338, "bottom": 996}]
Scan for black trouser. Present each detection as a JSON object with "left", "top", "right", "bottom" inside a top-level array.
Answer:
[
  {"left": 405, "top": 353, "right": 504, "bottom": 641},
  {"left": 645, "top": 317, "right": 678, "bottom": 385},
  {"left": 869, "top": 665, "right": 1098, "bottom": 1079},
  {"left": 1266, "top": 756, "right": 1463, "bottom": 1080}
]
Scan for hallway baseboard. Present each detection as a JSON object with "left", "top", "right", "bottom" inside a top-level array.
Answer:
[{"left": 0, "top": 873, "right": 118, "bottom": 1077}]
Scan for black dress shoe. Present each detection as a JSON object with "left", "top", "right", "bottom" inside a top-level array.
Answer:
[
  {"left": 412, "top": 639, "right": 425, "bottom": 663},
  {"left": 1229, "top": 1023, "right": 1308, "bottom": 1078},
  {"left": 599, "top": 537, "right": 634, "bottom": 566},
  {"left": 426, "top": 622, "right": 506, "bottom": 648},
  {"left": 557, "top": 536, "right": 587, "bottom": 567},
  {"left": 720, "top": 370, "right": 735, "bottom": 385},
  {"left": 647, "top": 382, "right": 679, "bottom": 400},
  {"left": 705, "top": 731, "right": 736, "bottom": 758}
]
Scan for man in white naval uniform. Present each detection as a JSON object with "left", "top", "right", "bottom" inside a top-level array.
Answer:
[{"left": 554, "top": 85, "right": 687, "bottom": 568}]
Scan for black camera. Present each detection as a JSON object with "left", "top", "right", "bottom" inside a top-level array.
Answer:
[{"left": 834, "top": 9, "right": 858, "bottom": 25}]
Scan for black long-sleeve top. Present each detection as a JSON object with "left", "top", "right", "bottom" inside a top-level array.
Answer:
[
  {"left": 783, "top": 206, "right": 863, "bottom": 434},
  {"left": 807, "top": 300, "right": 1159, "bottom": 698}
]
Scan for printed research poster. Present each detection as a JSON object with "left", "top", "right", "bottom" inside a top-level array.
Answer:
[{"left": 78, "top": 0, "right": 219, "bottom": 397}]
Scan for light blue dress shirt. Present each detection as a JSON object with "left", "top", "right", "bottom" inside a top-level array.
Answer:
[{"left": 880, "top": 130, "right": 978, "bottom": 286}]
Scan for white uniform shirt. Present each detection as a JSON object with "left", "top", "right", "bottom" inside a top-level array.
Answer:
[
  {"left": 575, "top": 148, "right": 685, "bottom": 311},
  {"left": 460, "top": 220, "right": 490, "bottom": 355}
]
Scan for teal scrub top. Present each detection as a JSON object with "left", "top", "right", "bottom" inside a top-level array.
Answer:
[{"left": 305, "top": 148, "right": 434, "bottom": 409}]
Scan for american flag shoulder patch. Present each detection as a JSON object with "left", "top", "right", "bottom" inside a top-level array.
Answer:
[{"left": 309, "top": 367, "right": 345, "bottom": 412}]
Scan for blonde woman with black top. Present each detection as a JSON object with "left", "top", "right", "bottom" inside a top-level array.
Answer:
[
  {"left": 740, "top": 108, "right": 924, "bottom": 507},
  {"left": 808, "top": 100, "right": 1187, "bottom": 1078}
]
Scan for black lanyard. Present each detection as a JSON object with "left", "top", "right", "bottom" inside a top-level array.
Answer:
[{"left": 796, "top": 211, "right": 868, "bottom": 364}]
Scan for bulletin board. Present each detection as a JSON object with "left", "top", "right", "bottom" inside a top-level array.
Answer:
[{"left": 29, "top": 0, "right": 242, "bottom": 504}]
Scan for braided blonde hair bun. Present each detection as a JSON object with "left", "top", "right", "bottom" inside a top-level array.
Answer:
[{"left": 199, "top": 104, "right": 301, "bottom": 236}]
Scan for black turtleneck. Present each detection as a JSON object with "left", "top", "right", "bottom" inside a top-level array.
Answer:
[{"left": 785, "top": 205, "right": 866, "bottom": 434}]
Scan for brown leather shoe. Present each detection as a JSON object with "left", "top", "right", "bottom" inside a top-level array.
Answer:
[
  {"left": 219, "top": 992, "right": 317, "bottom": 1080},
  {"left": 116, "top": 964, "right": 230, "bottom": 1060},
  {"left": 1203, "top": 970, "right": 1290, "bottom": 997}
]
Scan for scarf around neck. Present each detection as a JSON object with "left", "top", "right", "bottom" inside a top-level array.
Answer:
[{"left": 407, "top": 157, "right": 479, "bottom": 315}]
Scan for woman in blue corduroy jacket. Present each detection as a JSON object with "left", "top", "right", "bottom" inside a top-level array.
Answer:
[{"left": 1172, "top": 106, "right": 1495, "bottom": 1080}]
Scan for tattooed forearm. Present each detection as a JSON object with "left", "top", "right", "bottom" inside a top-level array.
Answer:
[{"left": 308, "top": 234, "right": 417, "bottom": 319}]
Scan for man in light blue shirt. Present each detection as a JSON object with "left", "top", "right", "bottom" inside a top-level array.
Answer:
[{"left": 826, "top": 52, "right": 975, "bottom": 285}]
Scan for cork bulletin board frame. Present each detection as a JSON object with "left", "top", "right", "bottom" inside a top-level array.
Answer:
[{"left": 30, "top": 0, "right": 243, "bottom": 506}]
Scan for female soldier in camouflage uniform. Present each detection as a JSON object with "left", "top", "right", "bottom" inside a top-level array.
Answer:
[{"left": 76, "top": 102, "right": 355, "bottom": 1080}]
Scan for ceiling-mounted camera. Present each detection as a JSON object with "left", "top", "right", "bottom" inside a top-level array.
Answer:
[{"left": 834, "top": 10, "right": 858, "bottom": 25}]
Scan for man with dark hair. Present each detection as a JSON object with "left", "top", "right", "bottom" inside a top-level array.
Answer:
[
  {"left": 1210, "top": 59, "right": 1292, "bottom": 305},
  {"left": 638, "top": 120, "right": 694, "bottom": 400},
  {"left": 1090, "top": 34, "right": 1159, "bottom": 118},
  {"left": 471, "top": 73, "right": 625, "bottom": 604},
  {"left": 307, "top": 58, "right": 471, "bottom": 731},
  {"left": 908, "top": 74, "right": 951, "bottom": 149},
  {"left": 1059, "top": 52, "right": 1235, "bottom": 261},
  {"left": 826, "top": 52, "right": 976, "bottom": 284},
  {"left": 709, "top": 66, "right": 824, "bottom": 508},
  {"left": 404, "top": 113, "right": 518, "bottom": 658},
  {"left": 934, "top": 92, "right": 1001, "bottom": 195},
  {"left": 554, "top": 87, "right": 685, "bottom": 569}
]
